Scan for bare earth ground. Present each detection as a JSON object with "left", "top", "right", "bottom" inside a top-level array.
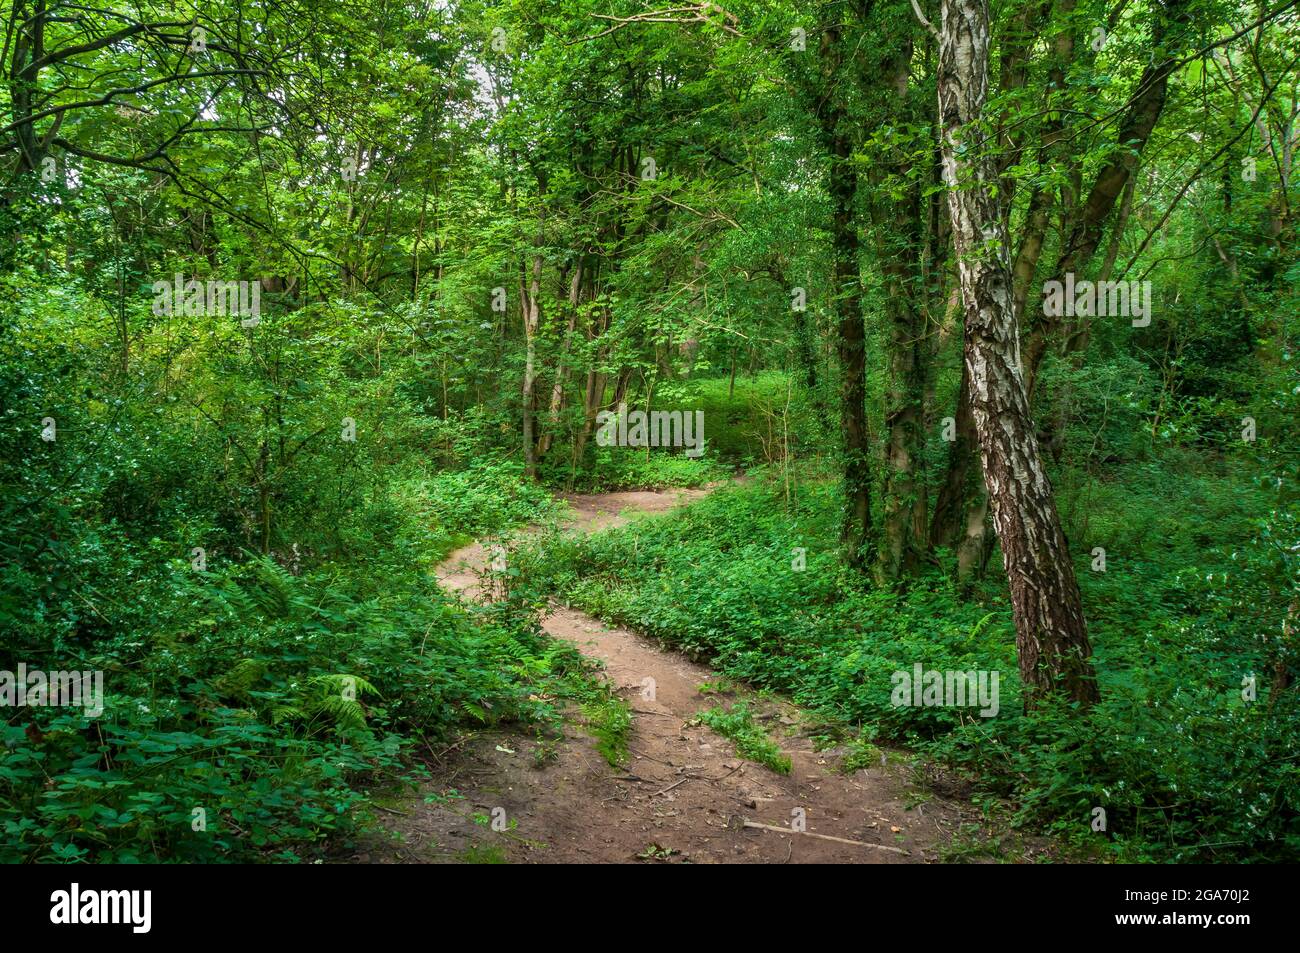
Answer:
[{"left": 351, "top": 484, "right": 1043, "bottom": 864}]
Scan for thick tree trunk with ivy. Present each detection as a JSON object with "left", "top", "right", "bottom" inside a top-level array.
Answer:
[
  {"left": 830, "top": 134, "right": 872, "bottom": 571},
  {"left": 934, "top": 0, "right": 1099, "bottom": 705},
  {"left": 871, "top": 38, "right": 930, "bottom": 583},
  {"left": 872, "top": 191, "right": 928, "bottom": 582},
  {"left": 816, "top": 21, "right": 872, "bottom": 571}
]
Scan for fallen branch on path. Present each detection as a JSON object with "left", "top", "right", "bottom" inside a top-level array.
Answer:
[
  {"left": 651, "top": 762, "right": 744, "bottom": 798},
  {"left": 697, "top": 763, "right": 744, "bottom": 784},
  {"left": 741, "top": 820, "right": 909, "bottom": 855},
  {"left": 424, "top": 735, "right": 469, "bottom": 764},
  {"left": 651, "top": 777, "right": 691, "bottom": 797}
]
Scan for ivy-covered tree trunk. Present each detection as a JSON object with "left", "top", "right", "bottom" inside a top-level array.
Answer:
[
  {"left": 871, "top": 37, "right": 930, "bottom": 583},
  {"left": 872, "top": 192, "right": 928, "bottom": 582},
  {"left": 934, "top": 0, "right": 1099, "bottom": 705},
  {"left": 818, "top": 22, "right": 872, "bottom": 572}
]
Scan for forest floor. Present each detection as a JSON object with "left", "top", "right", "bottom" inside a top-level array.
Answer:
[{"left": 352, "top": 483, "right": 1049, "bottom": 864}]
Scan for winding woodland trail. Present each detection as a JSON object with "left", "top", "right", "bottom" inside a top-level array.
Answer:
[{"left": 360, "top": 485, "right": 1013, "bottom": 864}]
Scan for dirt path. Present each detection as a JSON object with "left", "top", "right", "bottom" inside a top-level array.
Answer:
[{"left": 359, "top": 485, "right": 1003, "bottom": 864}]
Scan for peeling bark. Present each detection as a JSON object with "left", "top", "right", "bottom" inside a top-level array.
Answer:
[{"left": 934, "top": 0, "right": 1099, "bottom": 706}]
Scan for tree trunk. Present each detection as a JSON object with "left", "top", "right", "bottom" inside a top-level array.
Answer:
[
  {"left": 538, "top": 261, "right": 583, "bottom": 458},
  {"left": 929, "top": 359, "right": 990, "bottom": 585},
  {"left": 933, "top": 0, "right": 1099, "bottom": 706},
  {"left": 791, "top": 293, "right": 819, "bottom": 392},
  {"left": 520, "top": 252, "right": 543, "bottom": 480},
  {"left": 873, "top": 202, "right": 927, "bottom": 581},
  {"left": 869, "top": 36, "right": 930, "bottom": 583},
  {"left": 819, "top": 23, "right": 872, "bottom": 571}
]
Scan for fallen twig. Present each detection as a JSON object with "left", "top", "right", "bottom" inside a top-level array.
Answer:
[
  {"left": 651, "top": 777, "right": 691, "bottom": 797},
  {"left": 741, "top": 820, "right": 909, "bottom": 855},
  {"left": 696, "top": 763, "right": 744, "bottom": 784}
]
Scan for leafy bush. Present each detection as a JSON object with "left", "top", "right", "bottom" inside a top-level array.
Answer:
[
  {"left": 0, "top": 287, "right": 585, "bottom": 862},
  {"left": 0, "top": 539, "right": 600, "bottom": 862}
]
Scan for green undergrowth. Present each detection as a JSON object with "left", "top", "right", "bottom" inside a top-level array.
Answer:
[
  {"left": 694, "top": 701, "right": 791, "bottom": 774},
  {"left": 0, "top": 331, "right": 576, "bottom": 863},
  {"left": 513, "top": 463, "right": 1300, "bottom": 862},
  {"left": 0, "top": 545, "right": 615, "bottom": 862},
  {"left": 582, "top": 695, "right": 632, "bottom": 767},
  {"left": 551, "top": 447, "right": 727, "bottom": 492}
]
